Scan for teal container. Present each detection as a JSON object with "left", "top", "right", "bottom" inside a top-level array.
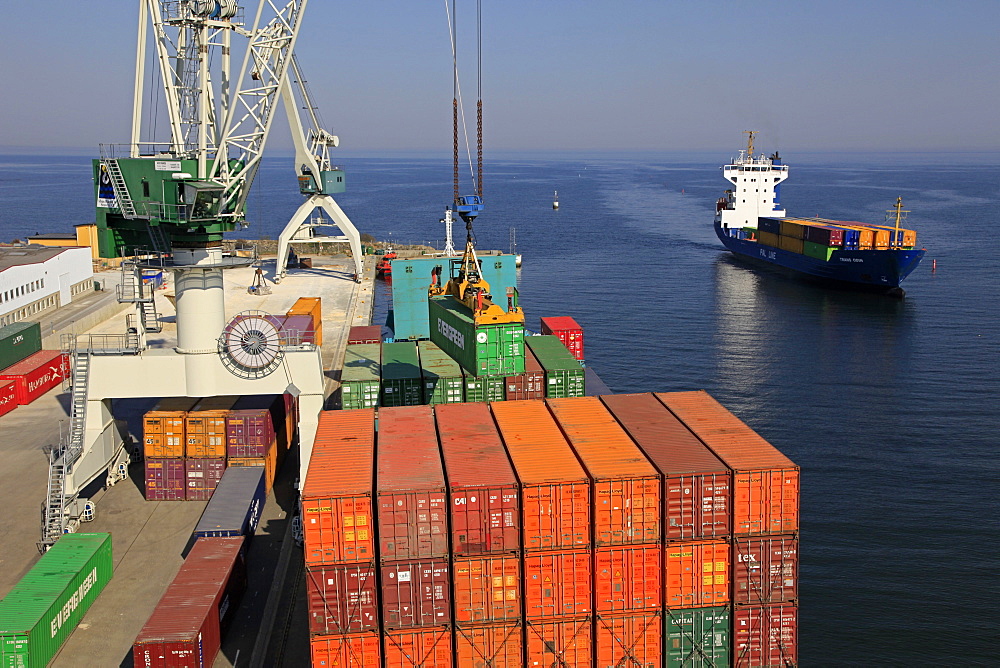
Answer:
[
  {"left": 0, "top": 533, "right": 113, "bottom": 668},
  {"left": 341, "top": 344, "right": 381, "bottom": 410},
  {"left": 525, "top": 335, "right": 586, "bottom": 398},
  {"left": 665, "top": 605, "right": 730, "bottom": 668},
  {"left": 428, "top": 297, "right": 524, "bottom": 377},
  {"left": 417, "top": 341, "right": 464, "bottom": 405},
  {"left": 380, "top": 342, "right": 423, "bottom": 407},
  {"left": 461, "top": 369, "right": 505, "bottom": 403},
  {"left": 0, "top": 321, "right": 42, "bottom": 372}
]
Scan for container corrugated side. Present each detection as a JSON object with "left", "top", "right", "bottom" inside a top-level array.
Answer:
[
  {"left": 347, "top": 325, "right": 382, "bottom": 345},
  {"left": 0, "top": 533, "right": 112, "bottom": 668},
  {"left": 380, "top": 342, "right": 423, "bottom": 407},
  {"left": 382, "top": 627, "right": 452, "bottom": 667},
  {"left": 602, "top": 393, "right": 732, "bottom": 541},
  {"left": 377, "top": 406, "right": 448, "bottom": 561},
  {"left": 0, "top": 350, "right": 68, "bottom": 405},
  {"left": 525, "top": 336, "right": 585, "bottom": 398},
  {"left": 455, "top": 621, "right": 522, "bottom": 668},
  {"left": 380, "top": 559, "right": 451, "bottom": 629},
  {"left": 734, "top": 534, "right": 798, "bottom": 606},
  {"left": 311, "top": 631, "right": 381, "bottom": 667},
  {"left": 285, "top": 296, "right": 322, "bottom": 345},
  {"left": 657, "top": 391, "right": 799, "bottom": 536},
  {"left": 504, "top": 345, "right": 544, "bottom": 401},
  {"left": 435, "top": 402, "right": 519, "bottom": 555},
  {"left": 539, "top": 315, "right": 584, "bottom": 361},
  {"left": 306, "top": 562, "right": 378, "bottom": 634},
  {"left": 594, "top": 612, "right": 661, "bottom": 668},
  {"left": 428, "top": 296, "right": 524, "bottom": 377},
  {"left": 734, "top": 603, "right": 797, "bottom": 667},
  {"left": 143, "top": 397, "right": 199, "bottom": 459},
  {"left": 546, "top": 396, "right": 660, "bottom": 545},
  {"left": 0, "top": 379, "right": 17, "bottom": 418},
  {"left": 227, "top": 435, "right": 278, "bottom": 493},
  {"left": 461, "top": 369, "right": 505, "bottom": 403},
  {"left": 491, "top": 401, "right": 590, "bottom": 551},
  {"left": 302, "top": 410, "right": 376, "bottom": 565},
  {"left": 0, "top": 321, "right": 41, "bottom": 371},
  {"left": 417, "top": 340, "right": 464, "bottom": 405},
  {"left": 184, "top": 457, "right": 226, "bottom": 501},
  {"left": 525, "top": 616, "right": 592, "bottom": 668},
  {"left": 523, "top": 550, "right": 591, "bottom": 618},
  {"left": 664, "top": 539, "right": 729, "bottom": 609},
  {"left": 341, "top": 343, "right": 381, "bottom": 410},
  {"left": 665, "top": 605, "right": 730, "bottom": 668},
  {"left": 144, "top": 458, "right": 186, "bottom": 501},
  {"left": 594, "top": 546, "right": 661, "bottom": 612},
  {"left": 193, "top": 466, "right": 266, "bottom": 540},
  {"left": 453, "top": 555, "right": 520, "bottom": 624},
  {"left": 226, "top": 394, "right": 280, "bottom": 458},
  {"left": 186, "top": 395, "right": 237, "bottom": 458}
]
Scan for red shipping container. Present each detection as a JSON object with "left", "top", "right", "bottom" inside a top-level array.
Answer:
[
  {"left": 603, "top": 392, "right": 732, "bottom": 541},
  {"left": 657, "top": 391, "right": 799, "bottom": 536},
  {"left": 348, "top": 325, "right": 382, "bottom": 345},
  {"left": 133, "top": 537, "right": 247, "bottom": 668},
  {"left": 145, "top": 458, "right": 186, "bottom": 501},
  {"left": 504, "top": 346, "right": 545, "bottom": 401},
  {"left": 491, "top": 401, "right": 590, "bottom": 551},
  {"left": 594, "top": 545, "right": 661, "bottom": 612},
  {"left": 226, "top": 405, "right": 277, "bottom": 458},
  {"left": 665, "top": 539, "right": 729, "bottom": 609},
  {"left": 525, "top": 616, "right": 592, "bottom": 668},
  {"left": 453, "top": 555, "right": 520, "bottom": 623},
  {"left": 184, "top": 458, "right": 226, "bottom": 501},
  {"left": 381, "top": 559, "right": 451, "bottom": 629},
  {"left": 524, "top": 550, "right": 591, "bottom": 619},
  {"left": 435, "top": 403, "right": 520, "bottom": 555},
  {"left": 594, "top": 612, "right": 662, "bottom": 667},
  {"left": 455, "top": 621, "right": 523, "bottom": 668},
  {"left": 377, "top": 406, "right": 448, "bottom": 561},
  {"left": 302, "top": 410, "right": 376, "bottom": 565},
  {"left": 734, "top": 604, "right": 798, "bottom": 667},
  {"left": 311, "top": 632, "right": 380, "bottom": 668},
  {"left": 546, "top": 397, "right": 661, "bottom": 545},
  {"left": 0, "top": 379, "right": 17, "bottom": 417},
  {"left": 540, "top": 316, "right": 584, "bottom": 361},
  {"left": 280, "top": 313, "right": 317, "bottom": 345},
  {"left": 383, "top": 628, "right": 452, "bottom": 668},
  {"left": 734, "top": 534, "right": 798, "bottom": 606},
  {"left": 0, "top": 350, "right": 67, "bottom": 405},
  {"left": 306, "top": 562, "right": 378, "bottom": 634}
]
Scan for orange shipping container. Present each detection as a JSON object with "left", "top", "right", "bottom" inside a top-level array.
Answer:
[
  {"left": 185, "top": 395, "right": 237, "bottom": 458},
  {"left": 523, "top": 550, "right": 591, "bottom": 619},
  {"left": 383, "top": 628, "right": 452, "bottom": 668},
  {"left": 310, "top": 631, "right": 380, "bottom": 668},
  {"left": 594, "top": 612, "right": 662, "bottom": 667},
  {"left": 143, "top": 397, "right": 198, "bottom": 459},
  {"left": 455, "top": 621, "right": 523, "bottom": 668},
  {"left": 525, "top": 616, "right": 592, "bottom": 668},
  {"left": 491, "top": 401, "right": 590, "bottom": 551},
  {"left": 302, "top": 409, "right": 376, "bottom": 565},
  {"left": 657, "top": 391, "right": 799, "bottom": 536},
  {"left": 664, "top": 539, "right": 729, "bottom": 609},
  {"left": 546, "top": 397, "right": 661, "bottom": 545},
  {"left": 286, "top": 296, "right": 322, "bottom": 346},
  {"left": 453, "top": 555, "right": 520, "bottom": 624},
  {"left": 594, "top": 545, "right": 661, "bottom": 612}
]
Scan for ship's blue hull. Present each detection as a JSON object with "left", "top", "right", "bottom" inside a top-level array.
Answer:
[{"left": 716, "top": 224, "right": 925, "bottom": 295}]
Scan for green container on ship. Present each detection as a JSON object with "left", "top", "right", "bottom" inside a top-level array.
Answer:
[
  {"left": 664, "top": 605, "right": 730, "bottom": 668},
  {"left": 0, "top": 321, "right": 42, "bottom": 371},
  {"left": 380, "top": 342, "right": 423, "bottom": 407},
  {"left": 525, "top": 335, "right": 586, "bottom": 398},
  {"left": 341, "top": 343, "right": 381, "bottom": 410},
  {"left": 428, "top": 296, "right": 524, "bottom": 377},
  {"left": 0, "top": 533, "right": 113, "bottom": 668},
  {"left": 417, "top": 341, "right": 464, "bottom": 405},
  {"left": 803, "top": 239, "right": 836, "bottom": 261},
  {"left": 461, "top": 369, "right": 505, "bottom": 403}
]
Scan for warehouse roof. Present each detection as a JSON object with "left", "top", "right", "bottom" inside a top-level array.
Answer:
[{"left": 0, "top": 245, "right": 83, "bottom": 272}]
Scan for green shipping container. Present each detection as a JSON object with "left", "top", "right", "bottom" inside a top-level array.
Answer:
[
  {"left": 525, "top": 335, "right": 586, "bottom": 398},
  {"left": 0, "top": 533, "right": 113, "bottom": 668},
  {"left": 664, "top": 605, "right": 730, "bottom": 668},
  {"left": 380, "top": 342, "right": 423, "bottom": 407},
  {"left": 341, "top": 344, "right": 381, "bottom": 410},
  {"left": 417, "top": 341, "right": 464, "bottom": 405},
  {"left": 428, "top": 296, "right": 524, "bottom": 377},
  {"left": 461, "top": 369, "right": 505, "bottom": 403},
  {"left": 0, "top": 321, "right": 42, "bottom": 372},
  {"left": 803, "top": 240, "right": 836, "bottom": 261}
]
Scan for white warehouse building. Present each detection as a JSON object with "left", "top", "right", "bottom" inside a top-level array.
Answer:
[{"left": 0, "top": 246, "right": 94, "bottom": 327}]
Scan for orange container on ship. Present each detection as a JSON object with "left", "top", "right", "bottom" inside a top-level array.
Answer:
[
  {"left": 594, "top": 612, "right": 662, "bottom": 668},
  {"left": 525, "top": 616, "right": 592, "bottom": 668},
  {"left": 455, "top": 621, "right": 523, "bottom": 668},
  {"left": 382, "top": 628, "right": 452, "bottom": 668},
  {"left": 310, "top": 632, "right": 380, "bottom": 667},
  {"left": 452, "top": 555, "right": 520, "bottom": 624},
  {"left": 594, "top": 545, "right": 661, "bottom": 612},
  {"left": 185, "top": 395, "right": 237, "bottom": 458},
  {"left": 523, "top": 549, "right": 592, "bottom": 619},
  {"left": 664, "top": 539, "right": 730, "bottom": 608},
  {"left": 143, "top": 397, "right": 198, "bottom": 459}
]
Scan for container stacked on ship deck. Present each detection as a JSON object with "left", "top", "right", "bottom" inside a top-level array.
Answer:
[
  {"left": 185, "top": 396, "right": 236, "bottom": 500},
  {"left": 380, "top": 342, "right": 424, "bottom": 407},
  {"left": 525, "top": 335, "right": 586, "bottom": 398},
  {"left": 756, "top": 215, "right": 917, "bottom": 259},
  {"left": 658, "top": 391, "right": 799, "bottom": 668},
  {"left": 418, "top": 341, "right": 465, "bottom": 405},
  {"left": 491, "top": 400, "right": 593, "bottom": 667},
  {"left": 436, "top": 403, "right": 523, "bottom": 667},
  {"left": 602, "top": 393, "right": 734, "bottom": 667},
  {"left": 303, "top": 409, "right": 380, "bottom": 667},
  {"left": 539, "top": 316, "right": 584, "bottom": 362},
  {"left": 341, "top": 343, "right": 382, "bottom": 410},
  {"left": 143, "top": 398, "right": 199, "bottom": 500}
]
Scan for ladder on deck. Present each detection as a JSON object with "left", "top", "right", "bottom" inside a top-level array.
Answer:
[
  {"left": 146, "top": 222, "right": 171, "bottom": 254},
  {"left": 139, "top": 300, "right": 162, "bottom": 333},
  {"left": 101, "top": 158, "right": 137, "bottom": 219}
]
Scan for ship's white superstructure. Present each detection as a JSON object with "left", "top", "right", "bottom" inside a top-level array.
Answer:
[{"left": 716, "top": 131, "right": 788, "bottom": 230}]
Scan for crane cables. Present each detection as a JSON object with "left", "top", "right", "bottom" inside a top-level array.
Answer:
[{"left": 445, "top": 0, "right": 483, "bottom": 206}]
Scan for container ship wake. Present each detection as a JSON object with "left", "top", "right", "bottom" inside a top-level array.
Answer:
[{"left": 714, "top": 131, "right": 926, "bottom": 297}]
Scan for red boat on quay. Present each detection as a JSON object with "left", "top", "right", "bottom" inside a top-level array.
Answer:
[{"left": 375, "top": 249, "right": 397, "bottom": 276}]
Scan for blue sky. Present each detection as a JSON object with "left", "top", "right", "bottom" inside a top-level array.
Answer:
[{"left": 2, "top": 1, "right": 997, "bottom": 154}]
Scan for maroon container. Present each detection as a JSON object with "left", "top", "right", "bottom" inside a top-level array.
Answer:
[
  {"left": 435, "top": 403, "right": 520, "bottom": 555},
  {"left": 281, "top": 314, "right": 316, "bottom": 344},
  {"left": 348, "top": 325, "right": 382, "bottom": 345},
  {"left": 539, "top": 316, "right": 584, "bottom": 361},
  {"left": 376, "top": 406, "right": 448, "bottom": 561},
  {"left": 0, "top": 350, "right": 68, "bottom": 405},
  {"left": 504, "top": 347, "right": 545, "bottom": 401},
  {"left": 802, "top": 224, "right": 844, "bottom": 247},
  {"left": 734, "top": 534, "right": 798, "bottom": 605},
  {"left": 306, "top": 562, "right": 378, "bottom": 634},
  {"left": 0, "top": 379, "right": 16, "bottom": 417},
  {"left": 133, "top": 537, "right": 247, "bottom": 668},
  {"left": 145, "top": 458, "right": 186, "bottom": 501},
  {"left": 185, "top": 458, "right": 226, "bottom": 501},
  {"left": 381, "top": 559, "right": 451, "bottom": 629},
  {"left": 734, "top": 603, "right": 798, "bottom": 667},
  {"left": 602, "top": 393, "right": 732, "bottom": 541}
]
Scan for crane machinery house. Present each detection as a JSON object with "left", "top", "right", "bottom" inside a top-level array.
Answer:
[{"left": 0, "top": 246, "right": 94, "bottom": 327}]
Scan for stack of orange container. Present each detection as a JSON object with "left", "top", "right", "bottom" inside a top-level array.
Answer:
[
  {"left": 491, "top": 401, "right": 593, "bottom": 667},
  {"left": 183, "top": 396, "right": 236, "bottom": 500},
  {"left": 546, "top": 397, "right": 662, "bottom": 667},
  {"left": 143, "top": 398, "right": 198, "bottom": 501},
  {"left": 657, "top": 391, "right": 799, "bottom": 668},
  {"left": 376, "top": 406, "right": 452, "bottom": 667},
  {"left": 436, "top": 403, "right": 523, "bottom": 667},
  {"left": 303, "top": 409, "right": 380, "bottom": 667}
]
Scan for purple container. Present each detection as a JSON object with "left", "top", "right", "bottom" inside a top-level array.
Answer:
[
  {"left": 185, "top": 458, "right": 226, "bottom": 501},
  {"left": 145, "top": 459, "right": 186, "bottom": 501},
  {"left": 227, "top": 395, "right": 279, "bottom": 458},
  {"left": 281, "top": 314, "right": 316, "bottom": 345}
]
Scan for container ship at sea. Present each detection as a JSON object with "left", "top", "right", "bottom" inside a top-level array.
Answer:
[{"left": 714, "top": 132, "right": 926, "bottom": 296}]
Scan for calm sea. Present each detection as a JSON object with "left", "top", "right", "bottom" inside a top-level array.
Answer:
[{"left": 1, "top": 150, "right": 997, "bottom": 665}]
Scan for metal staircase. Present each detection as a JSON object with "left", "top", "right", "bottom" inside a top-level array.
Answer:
[
  {"left": 117, "top": 259, "right": 162, "bottom": 333},
  {"left": 101, "top": 158, "right": 137, "bottom": 219},
  {"left": 146, "top": 222, "right": 171, "bottom": 254},
  {"left": 139, "top": 300, "right": 162, "bottom": 333}
]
